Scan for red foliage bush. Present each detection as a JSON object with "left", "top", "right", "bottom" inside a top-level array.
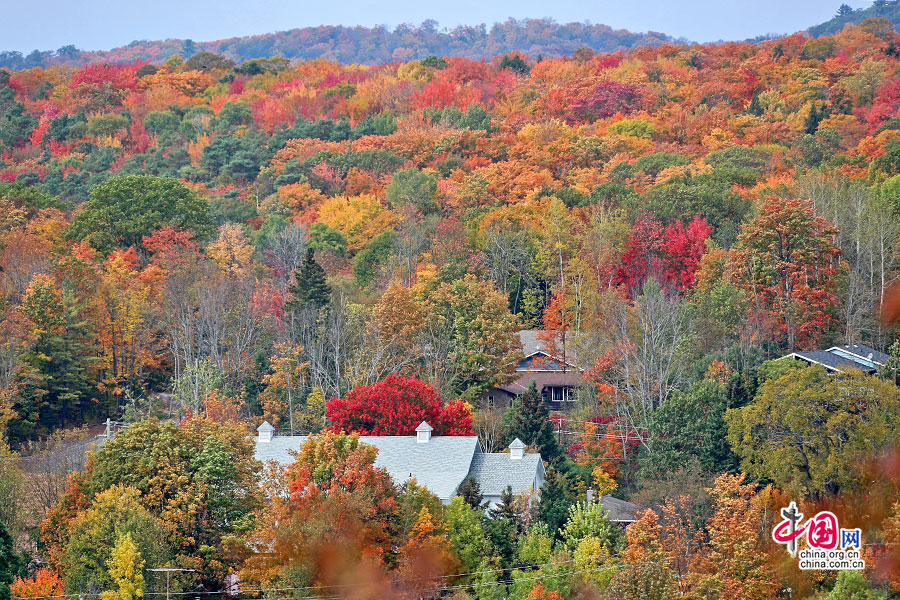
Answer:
[
  {"left": 326, "top": 374, "right": 474, "bottom": 436},
  {"left": 566, "top": 81, "right": 646, "bottom": 123},
  {"left": 615, "top": 215, "right": 712, "bottom": 294}
]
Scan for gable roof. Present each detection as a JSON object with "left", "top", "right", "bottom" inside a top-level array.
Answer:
[
  {"left": 518, "top": 330, "right": 579, "bottom": 369},
  {"left": 467, "top": 452, "right": 544, "bottom": 497},
  {"left": 786, "top": 343, "right": 887, "bottom": 373},
  {"left": 499, "top": 370, "right": 583, "bottom": 394},
  {"left": 599, "top": 495, "right": 638, "bottom": 523},
  {"left": 254, "top": 434, "right": 482, "bottom": 501}
]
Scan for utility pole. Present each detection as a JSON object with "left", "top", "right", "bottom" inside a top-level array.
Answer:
[
  {"left": 147, "top": 567, "right": 195, "bottom": 600},
  {"left": 287, "top": 352, "right": 294, "bottom": 435}
]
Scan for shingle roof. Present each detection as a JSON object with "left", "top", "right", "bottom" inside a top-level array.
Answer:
[
  {"left": 829, "top": 344, "right": 889, "bottom": 366},
  {"left": 467, "top": 452, "right": 544, "bottom": 496},
  {"left": 254, "top": 435, "right": 482, "bottom": 501},
  {"left": 519, "top": 330, "right": 578, "bottom": 366},
  {"left": 785, "top": 343, "right": 889, "bottom": 374},
  {"left": 791, "top": 350, "right": 868, "bottom": 372},
  {"left": 500, "top": 371, "right": 583, "bottom": 394},
  {"left": 599, "top": 495, "right": 638, "bottom": 522}
]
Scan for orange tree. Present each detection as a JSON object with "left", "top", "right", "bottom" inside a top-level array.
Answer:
[
  {"left": 726, "top": 195, "right": 841, "bottom": 351},
  {"left": 241, "top": 431, "right": 401, "bottom": 589}
]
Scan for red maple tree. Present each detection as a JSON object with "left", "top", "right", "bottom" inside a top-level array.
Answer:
[
  {"left": 326, "top": 374, "right": 474, "bottom": 436},
  {"left": 615, "top": 215, "right": 712, "bottom": 294}
]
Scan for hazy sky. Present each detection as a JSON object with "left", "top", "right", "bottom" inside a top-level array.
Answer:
[{"left": 3, "top": 0, "right": 875, "bottom": 53}]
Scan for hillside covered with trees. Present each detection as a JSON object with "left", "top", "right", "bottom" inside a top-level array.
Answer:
[
  {"left": 2, "top": 15, "right": 900, "bottom": 600},
  {"left": 810, "top": 0, "right": 900, "bottom": 37},
  {"left": 0, "top": 19, "right": 678, "bottom": 71}
]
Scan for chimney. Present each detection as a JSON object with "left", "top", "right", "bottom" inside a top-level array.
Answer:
[
  {"left": 509, "top": 438, "right": 525, "bottom": 460},
  {"left": 416, "top": 421, "right": 433, "bottom": 443},
  {"left": 257, "top": 421, "right": 275, "bottom": 443}
]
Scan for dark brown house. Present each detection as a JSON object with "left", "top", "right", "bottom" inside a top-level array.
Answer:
[{"left": 485, "top": 330, "right": 583, "bottom": 410}]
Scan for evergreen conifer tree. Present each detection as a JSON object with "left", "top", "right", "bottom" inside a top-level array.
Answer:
[
  {"left": 457, "top": 476, "right": 485, "bottom": 510},
  {"left": 537, "top": 467, "right": 577, "bottom": 539},
  {"left": 0, "top": 522, "right": 20, "bottom": 600},
  {"left": 508, "top": 380, "right": 561, "bottom": 462},
  {"left": 285, "top": 248, "right": 330, "bottom": 313},
  {"left": 489, "top": 485, "right": 523, "bottom": 524}
]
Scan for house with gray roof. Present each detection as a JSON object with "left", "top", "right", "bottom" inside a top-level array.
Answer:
[
  {"left": 254, "top": 421, "right": 545, "bottom": 508},
  {"left": 598, "top": 495, "right": 638, "bottom": 524},
  {"left": 782, "top": 344, "right": 889, "bottom": 375}
]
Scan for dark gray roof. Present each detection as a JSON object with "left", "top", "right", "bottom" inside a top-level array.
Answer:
[
  {"left": 600, "top": 495, "right": 638, "bottom": 522},
  {"left": 830, "top": 344, "right": 889, "bottom": 366},
  {"left": 467, "top": 452, "right": 544, "bottom": 496},
  {"left": 255, "top": 435, "right": 482, "bottom": 500},
  {"left": 788, "top": 343, "right": 888, "bottom": 373},
  {"left": 791, "top": 350, "right": 868, "bottom": 372}
]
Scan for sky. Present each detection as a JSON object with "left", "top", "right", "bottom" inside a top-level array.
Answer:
[{"left": 2, "top": 0, "right": 875, "bottom": 53}]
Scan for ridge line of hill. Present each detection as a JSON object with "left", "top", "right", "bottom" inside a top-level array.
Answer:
[{"left": 0, "top": 18, "right": 686, "bottom": 70}]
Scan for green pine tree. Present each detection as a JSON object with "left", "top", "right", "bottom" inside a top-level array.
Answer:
[
  {"left": 0, "top": 73, "right": 35, "bottom": 147},
  {"left": 507, "top": 381, "right": 561, "bottom": 462},
  {"left": 805, "top": 102, "right": 825, "bottom": 134},
  {"left": 536, "top": 467, "right": 577, "bottom": 539},
  {"left": 457, "top": 475, "right": 485, "bottom": 510},
  {"left": 285, "top": 248, "right": 330, "bottom": 313},
  {"left": 0, "top": 522, "right": 21, "bottom": 600},
  {"left": 488, "top": 485, "right": 522, "bottom": 523}
]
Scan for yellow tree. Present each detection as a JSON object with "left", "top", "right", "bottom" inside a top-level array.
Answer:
[
  {"left": 206, "top": 224, "right": 254, "bottom": 275},
  {"left": 317, "top": 194, "right": 397, "bottom": 252},
  {"left": 100, "top": 533, "right": 145, "bottom": 600},
  {"left": 259, "top": 343, "right": 309, "bottom": 432}
]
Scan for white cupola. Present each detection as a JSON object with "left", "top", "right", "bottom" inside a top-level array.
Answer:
[
  {"left": 416, "top": 421, "right": 433, "bottom": 443},
  {"left": 509, "top": 438, "right": 526, "bottom": 460},
  {"left": 257, "top": 421, "right": 275, "bottom": 443}
]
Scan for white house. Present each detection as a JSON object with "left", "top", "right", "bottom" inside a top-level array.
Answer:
[{"left": 254, "top": 420, "right": 545, "bottom": 509}]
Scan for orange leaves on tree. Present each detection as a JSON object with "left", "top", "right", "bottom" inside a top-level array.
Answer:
[
  {"left": 244, "top": 431, "right": 401, "bottom": 586},
  {"left": 142, "top": 226, "right": 200, "bottom": 270},
  {"left": 726, "top": 195, "right": 840, "bottom": 350},
  {"left": 688, "top": 474, "right": 779, "bottom": 599},
  {"left": 398, "top": 506, "right": 458, "bottom": 595},
  {"left": 28, "top": 121, "right": 49, "bottom": 146},
  {"left": 10, "top": 568, "right": 66, "bottom": 600},
  {"left": 252, "top": 98, "right": 294, "bottom": 132},
  {"left": 201, "top": 389, "right": 245, "bottom": 423},
  {"left": 525, "top": 584, "right": 565, "bottom": 600}
]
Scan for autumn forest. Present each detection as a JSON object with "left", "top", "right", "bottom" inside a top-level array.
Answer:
[{"left": 1, "top": 8, "right": 900, "bottom": 600}]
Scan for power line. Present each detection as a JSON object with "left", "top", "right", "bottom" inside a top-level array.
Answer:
[
  {"left": 12, "top": 553, "right": 622, "bottom": 600},
  {"left": 434, "top": 564, "right": 627, "bottom": 593}
]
